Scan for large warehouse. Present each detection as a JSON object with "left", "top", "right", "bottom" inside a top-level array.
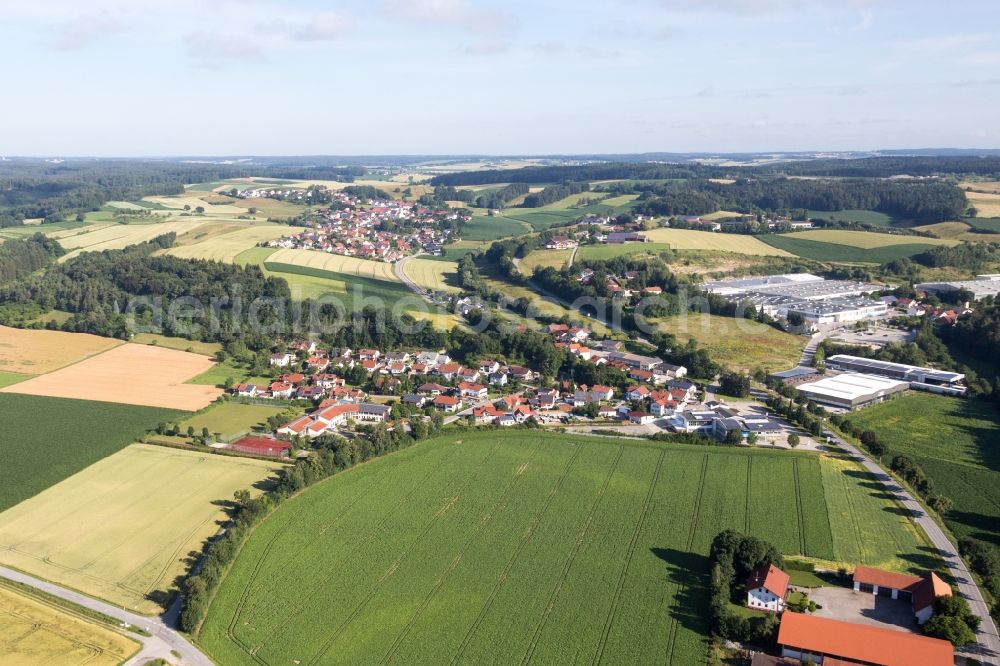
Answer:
[
  {"left": 825, "top": 354, "right": 966, "bottom": 395},
  {"left": 796, "top": 372, "right": 910, "bottom": 410}
]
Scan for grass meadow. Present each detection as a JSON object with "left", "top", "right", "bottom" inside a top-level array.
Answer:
[
  {"left": 643, "top": 229, "right": 792, "bottom": 255},
  {"left": 847, "top": 394, "right": 1000, "bottom": 549},
  {"left": 178, "top": 402, "right": 289, "bottom": 440},
  {"left": 0, "top": 444, "right": 282, "bottom": 614},
  {"left": 0, "top": 394, "right": 183, "bottom": 513},
  {"left": 651, "top": 314, "right": 805, "bottom": 373},
  {"left": 806, "top": 209, "right": 894, "bottom": 226},
  {"left": 198, "top": 431, "right": 931, "bottom": 666},
  {"left": 576, "top": 242, "right": 674, "bottom": 263},
  {"left": 759, "top": 235, "right": 945, "bottom": 264},
  {"left": 0, "top": 584, "right": 139, "bottom": 665}
]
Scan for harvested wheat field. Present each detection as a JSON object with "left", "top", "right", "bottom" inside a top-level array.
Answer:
[
  {"left": 966, "top": 191, "right": 1000, "bottom": 217},
  {"left": 0, "top": 443, "right": 281, "bottom": 615},
  {"left": 166, "top": 224, "right": 290, "bottom": 262},
  {"left": 786, "top": 229, "right": 956, "bottom": 248},
  {"left": 0, "top": 326, "right": 122, "bottom": 375},
  {"left": 57, "top": 219, "right": 211, "bottom": 261},
  {"left": 643, "top": 228, "right": 793, "bottom": 255},
  {"left": 0, "top": 343, "right": 222, "bottom": 410},
  {"left": 401, "top": 257, "right": 461, "bottom": 293},
  {"left": 267, "top": 247, "right": 399, "bottom": 281},
  {"left": 0, "top": 584, "right": 139, "bottom": 665}
]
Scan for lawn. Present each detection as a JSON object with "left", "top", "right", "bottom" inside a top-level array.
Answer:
[
  {"left": 178, "top": 402, "right": 290, "bottom": 440},
  {"left": 0, "top": 394, "right": 183, "bottom": 513},
  {"left": 0, "top": 443, "right": 282, "bottom": 615},
  {"left": 198, "top": 431, "right": 930, "bottom": 666},
  {"left": 643, "top": 228, "right": 793, "bottom": 256},
  {"left": 650, "top": 313, "right": 806, "bottom": 373},
  {"left": 847, "top": 394, "right": 1000, "bottom": 549},
  {"left": 806, "top": 209, "right": 894, "bottom": 226},
  {"left": 0, "top": 584, "right": 139, "bottom": 665}
]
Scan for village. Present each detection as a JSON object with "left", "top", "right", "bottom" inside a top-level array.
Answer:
[{"left": 263, "top": 188, "right": 465, "bottom": 261}]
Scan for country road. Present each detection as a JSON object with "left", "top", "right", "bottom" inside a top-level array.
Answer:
[
  {"left": 394, "top": 253, "right": 430, "bottom": 301},
  {"left": 823, "top": 431, "right": 1000, "bottom": 664},
  {"left": 0, "top": 566, "right": 213, "bottom": 666}
]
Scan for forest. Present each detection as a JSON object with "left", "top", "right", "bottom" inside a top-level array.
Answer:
[{"left": 0, "top": 233, "right": 64, "bottom": 284}]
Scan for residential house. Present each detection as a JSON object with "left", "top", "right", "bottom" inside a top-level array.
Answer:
[
  {"left": 269, "top": 352, "right": 294, "bottom": 367},
  {"left": 746, "top": 565, "right": 790, "bottom": 612},
  {"left": 434, "top": 395, "right": 462, "bottom": 413}
]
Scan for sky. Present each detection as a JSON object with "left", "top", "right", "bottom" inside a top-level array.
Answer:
[{"left": 1, "top": 0, "right": 999, "bottom": 156}]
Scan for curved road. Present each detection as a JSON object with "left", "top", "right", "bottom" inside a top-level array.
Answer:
[
  {"left": 394, "top": 253, "right": 430, "bottom": 301},
  {"left": 0, "top": 565, "right": 213, "bottom": 666},
  {"left": 823, "top": 431, "right": 1000, "bottom": 664}
]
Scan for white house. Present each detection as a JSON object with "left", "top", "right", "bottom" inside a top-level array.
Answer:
[
  {"left": 269, "top": 352, "right": 294, "bottom": 367},
  {"left": 746, "top": 564, "right": 790, "bottom": 613}
]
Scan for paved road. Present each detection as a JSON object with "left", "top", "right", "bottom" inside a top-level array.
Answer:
[
  {"left": 0, "top": 566, "right": 214, "bottom": 666},
  {"left": 824, "top": 431, "right": 1000, "bottom": 664},
  {"left": 394, "top": 253, "right": 430, "bottom": 301}
]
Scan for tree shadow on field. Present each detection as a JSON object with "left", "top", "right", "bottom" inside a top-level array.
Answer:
[
  {"left": 883, "top": 506, "right": 921, "bottom": 518},
  {"left": 948, "top": 510, "right": 1000, "bottom": 546},
  {"left": 651, "top": 547, "right": 711, "bottom": 638},
  {"left": 897, "top": 545, "right": 951, "bottom": 574}
]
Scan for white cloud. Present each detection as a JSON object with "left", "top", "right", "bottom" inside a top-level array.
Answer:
[
  {"left": 183, "top": 31, "right": 265, "bottom": 65},
  {"left": 287, "top": 12, "right": 353, "bottom": 42},
  {"left": 381, "top": 0, "right": 517, "bottom": 34},
  {"left": 962, "top": 51, "right": 1000, "bottom": 67},
  {"left": 51, "top": 15, "right": 125, "bottom": 50}
]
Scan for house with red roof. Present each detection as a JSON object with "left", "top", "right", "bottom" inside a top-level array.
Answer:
[
  {"left": 434, "top": 395, "right": 461, "bottom": 412},
  {"left": 852, "top": 565, "right": 951, "bottom": 624},
  {"left": 229, "top": 436, "right": 291, "bottom": 458},
  {"left": 746, "top": 564, "right": 790, "bottom": 612}
]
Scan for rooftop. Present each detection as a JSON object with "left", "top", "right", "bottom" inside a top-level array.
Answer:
[{"left": 797, "top": 372, "right": 910, "bottom": 402}]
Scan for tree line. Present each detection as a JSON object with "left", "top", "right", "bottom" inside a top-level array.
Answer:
[{"left": 0, "top": 233, "right": 64, "bottom": 284}]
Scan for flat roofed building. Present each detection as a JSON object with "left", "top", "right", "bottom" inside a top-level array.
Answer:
[
  {"left": 826, "top": 354, "right": 965, "bottom": 391},
  {"left": 777, "top": 612, "right": 953, "bottom": 666},
  {"left": 797, "top": 372, "right": 909, "bottom": 410},
  {"left": 787, "top": 297, "right": 888, "bottom": 325},
  {"left": 917, "top": 275, "right": 1000, "bottom": 300}
]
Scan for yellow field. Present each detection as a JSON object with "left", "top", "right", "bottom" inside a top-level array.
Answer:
[
  {"left": 166, "top": 224, "right": 290, "bottom": 262},
  {"left": 1, "top": 343, "right": 223, "bottom": 411},
  {"left": 0, "top": 584, "right": 138, "bottom": 665},
  {"left": 601, "top": 194, "right": 640, "bottom": 207},
  {"left": 519, "top": 249, "right": 574, "bottom": 273},
  {"left": 966, "top": 191, "right": 1000, "bottom": 217},
  {"left": 56, "top": 219, "right": 212, "bottom": 261},
  {"left": 911, "top": 221, "right": 986, "bottom": 242},
  {"left": 267, "top": 247, "right": 399, "bottom": 282},
  {"left": 401, "top": 257, "right": 461, "bottom": 293},
  {"left": 787, "top": 229, "right": 957, "bottom": 248},
  {"left": 0, "top": 326, "right": 121, "bottom": 375},
  {"left": 144, "top": 192, "right": 248, "bottom": 216},
  {"left": 0, "top": 444, "right": 281, "bottom": 615},
  {"left": 643, "top": 228, "right": 793, "bottom": 255},
  {"left": 960, "top": 180, "right": 1000, "bottom": 194},
  {"left": 230, "top": 197, "right": 306, "bottom": 219},
  {"left": 701, "top": 210, "right": 744, "bottom": 220}
]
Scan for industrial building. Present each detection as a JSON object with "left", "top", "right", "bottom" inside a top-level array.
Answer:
[
  {"left": 825, "top": 354, "right": 966, "bottom": 395},
  {"left": 916, "top": 274, "right": 1000, "bottom": 300},
  {"left": 787, "top": 297, "right": 888, "bottom": 325},
  {"left": 796, "top": 372, "right": 910, "bottom": 410}
]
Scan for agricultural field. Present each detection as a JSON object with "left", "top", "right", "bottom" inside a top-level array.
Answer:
[
  {"left": 265, "top": 248, "right": 399, "bottom": 282},
  {"left": 961, "top": 180, "right": 1000, "bottom": 195},
  {"left": 643, "top": 228, "right": 793, "bottom": 256},
  {"left": 846, "top": 394, "right": 1000, "bottom": 549},
  {"left": 1, "top": 343, "right": 223, "bottom": 411},
  {"left": 964, "top": 217, "right": 1000, "bottom": 233},
  {"left": 965, "top": 191, "right": 1000, "bottom": 217},
  {"left": 130, "top": 333, "right": 223, "bottom": 356},
  {"left": 806, "top": 209, "right": 894, "bottom": 226},
  {"left": 165, "top": 224, "right": 290, "bottom": 262},
  {"left": 0, "top": 443, "right": 282, "bottom": 615},
  {"left": 575, "top": 242, "right": 674, "bottom": 263},
  {"left": 778, "top": 229, "right": 955, "bottom": 249},
  {"left": 760, "top": 235, "right": 947, "bottom": 264},
  {"left": 177, "top": 402, "right": 290, "bottom": 441},
  {"left": 0, "top": 371, "right": 30, "bottom": 388},
  {"left": 401, "top": 257, "right": 461, "bottom": 293},
  {"left": 55, "top": 219, "right": 213, "bottom": 261},
  {"left": 0, "top": 584, "right": 139, "bottom": 665},
  {"left": 650, "top": 313, "right": 805, "bottom": 374},
  {"left": 198, "top": 431, "right": 931, "bottom": 666},
  {"left": 0, "top": 325, "right": 121, "bottom": 375},
  {"left": 425, "top": 240, "right": 489, "bottom": 262},
  {"left": 519, "top": 248, "right": 574, "bottom": 274},
  {"left": 461, "top": 213, "right": 529, "bottom": 241},
  {"left": 912, "top": 221, "right": 986, "bottom": 242},
  {"left": 0, "top": 394, "right": 182, "bottom": 513}
]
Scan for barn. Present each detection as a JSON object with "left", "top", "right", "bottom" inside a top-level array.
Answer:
[
  {"left": 229, "top": 436, "right": 292, "bottom": 458},
  {"left": 853, "top": 565, "right": 952, "bottom": 624}
]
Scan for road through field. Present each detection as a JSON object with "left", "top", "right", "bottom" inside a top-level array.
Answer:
[
  {"left": 824, "top": 430, "right": 1000, "bottom": 665},
  {"left": 0, "top": 565, "right": 212, "bottom": 666}
]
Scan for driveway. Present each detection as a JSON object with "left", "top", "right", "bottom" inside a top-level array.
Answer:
[{"left": 806, "top": 586, "right": 919, "bottom": 633}]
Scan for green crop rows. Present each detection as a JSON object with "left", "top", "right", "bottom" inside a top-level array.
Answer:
[{"left": 199, "top": 431, "right": 932, "bottom": 665}]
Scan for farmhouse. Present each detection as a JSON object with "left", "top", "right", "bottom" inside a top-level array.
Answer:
[
  {"left": 825, "top": 354, "right": 966, "bottom": 396},
  {"left": 795, "top": 372, "right": 909, "bottom": 411},
  {"left": 746, "top": 564, "right": 789, "bottom": 612},
  {"left": 776, "top": 612, "right": 952, "bottom": 666},
  {"left": 852, "top": 566, "right": 951, "bottom": 624},
  {"left": 545, "top": 236, "right": 578, "bottom": 250}
]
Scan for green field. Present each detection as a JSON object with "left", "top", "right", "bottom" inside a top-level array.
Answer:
[
  {"left": 178, "top": 402, "right": 289, "bottom": 440},
  {"left": 0, "top": 371, "right": 31, "bottom": 388},
  {"left": 576, "top": 242, "right": 673, "bottom": 263},
  {"left": 651, "top": 314, "right": 806, "bottom": 374},
  {"left": 462, "top": 214, "right": 529, "bottom": 241},
  {"left": 199, "top": 431, "right": 930, "bottom": 665},
  {"left": 847, "top": 394, "right": 1000, "bottom": 549},
  {"left": 807, "top": 209, "right": 894, "bottom": 226},
  {"left": 131, "top": 332, "right": 223, "bottom": 356},
  {"left": 964, "top": 217, "right": 1000, "bottom": 233},
  {"left": 0, "top": 394, "right": 184, "bottom": 512},
  {"left": 0, "top": 443, "right": 281, "bottom": 614},
  {"left": 759, "top": 235, "right": 941, "bottom": 263}
]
